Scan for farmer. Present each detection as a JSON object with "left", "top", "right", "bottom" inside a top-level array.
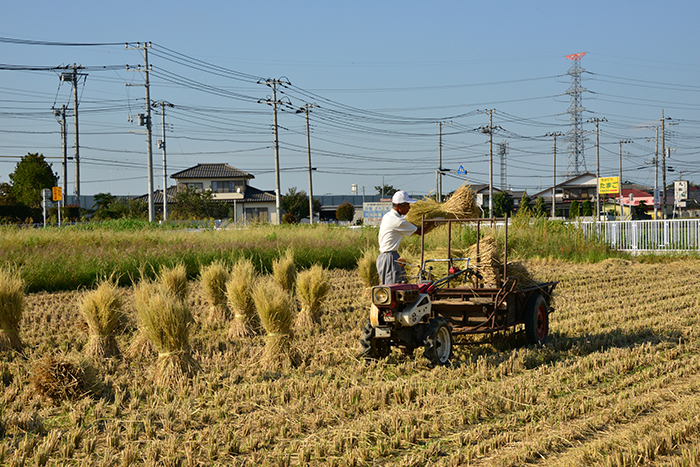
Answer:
[{"left": 376, "top": 190, "right": 423, "bottom": 284}]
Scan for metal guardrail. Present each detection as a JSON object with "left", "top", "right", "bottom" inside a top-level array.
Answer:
[{"left": 577, "top": 218, "right": 700, "bottom": 253}]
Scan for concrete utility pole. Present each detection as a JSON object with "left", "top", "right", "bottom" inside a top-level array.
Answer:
[
  {"left": 59, "top": 65, "right": 85, "bottom": 214},
  {"left": 546, "top": 132, "right": 564, "bottom": 218},
  {"left": 259, "top": 78, "right": 292, "bottom": 225},
  {"left": 660, "top": 110, "right": 672, "bottom": 220},
  {"left": 53, "top": 105, "right": 68, "bottom": 210},
  {"left": 126, "top": 42, "right": 155, "bottom": 222},
  {"left": 588, "top": 117, "right": 607, "bottom": 217},
  {"left": 478, "top": 110, "right": 496, "bottom": 216},
  {"left": 297, "top": 103, "right": 316, "bottom": 224},
  {"left": 618, "top": 139, "right": 632, "bottom": 218},
  {"left": 155, "top": 101, "right": 173, "bottom": 221},
  {"left": 436, "top": 121, "right": 452, "bottom": 202}
]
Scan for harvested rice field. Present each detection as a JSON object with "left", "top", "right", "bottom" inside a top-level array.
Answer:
[{"left": 3, "top": 258, "right": 700, "bottom": 466}]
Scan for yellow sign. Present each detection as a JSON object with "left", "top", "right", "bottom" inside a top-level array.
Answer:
[
  {"left": 52, "top": 187, "right": 63, "bottom": 201},
  {"left": 598, "top": 177, "right": 619, "bottom": 195}
]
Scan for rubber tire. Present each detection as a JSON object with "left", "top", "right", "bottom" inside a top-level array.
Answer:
[
  {"left": 359, "top": 319, "right": 391, "bottom": 361},
  {"left": 524, "top": 294, "right": 549, "bottom": 346},
  {"left": 423, "top": 317, "right": 454, "bottom": 368}
]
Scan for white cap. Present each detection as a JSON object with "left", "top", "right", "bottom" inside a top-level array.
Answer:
[{"left": 392, "top": 190, "right": 417, "bottom": 204}]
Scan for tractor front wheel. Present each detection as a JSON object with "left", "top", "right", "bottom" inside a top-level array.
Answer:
[
  {"left": 423, "top": 317, "right": 454, "bottom": 367},
  {"left": 359, "top": 319, "right": 390, "bottom": 361}
]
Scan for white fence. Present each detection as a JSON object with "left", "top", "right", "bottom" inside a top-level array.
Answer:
[{"left": 577, "top": 219, "right": 700, "bottom": 253}]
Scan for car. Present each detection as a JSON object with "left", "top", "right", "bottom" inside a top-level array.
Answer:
[{"left": 599, "top": 211, "right": 615, "bottom": 221}]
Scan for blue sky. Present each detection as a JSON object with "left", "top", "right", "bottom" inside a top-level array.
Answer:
[{"left": 2, "top": 1, "right": 699, "bottom": 200}]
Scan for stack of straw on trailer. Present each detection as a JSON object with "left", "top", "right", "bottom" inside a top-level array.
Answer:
[{"left": 464, "top": 235, "right": 538, "bottom": 290}]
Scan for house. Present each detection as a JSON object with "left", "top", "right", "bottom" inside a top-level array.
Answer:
[
  {"left": 531, "top": 172, "right": 600, "bottom": 217},
  {"left": 169, "top": 163, "right": 277, "bottom": 223}
]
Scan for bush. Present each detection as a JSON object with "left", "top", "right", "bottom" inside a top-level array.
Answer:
[{"left": 336, "top": 201, "right": 355, "bottom": 222}]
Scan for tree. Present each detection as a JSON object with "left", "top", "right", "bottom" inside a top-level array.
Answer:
[
  {"left": 0, "top": 182, "right": 16, "bottom": 206},
  {"left": 570, "top": 200, "right": 580, "bottom": 218},
  {"left": 171, "top": 187, "right": 228, "bottom": 220},
  {"left": 493, "top": 191, "right": 514, "bottom": 217},
  {"left": 280, "top": 187, "right": 321, "bottom": 222},
  {"left": 533, "top": 196, "right": 547, "bottom": 217},
  {"left": 519, "top": 191, "right": 531, "bottom": 214},
  {"left": 93, "top": 192, "right": 116, "bottom": 212},
  {"left": 581, "top": 199, "right": 593, "bottom": 217},
  {"left": 9, "top": 153, "right": 58, "bottom": 207},
  {"left": 375, "top": 184, "right": 397, "bottom": 197},
  {"left": 336, "top": 201, "right": 355, "bottom": 222}
]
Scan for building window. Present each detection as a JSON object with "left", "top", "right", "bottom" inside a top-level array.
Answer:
[
  {"left": 186, "top": 182, "right": 203, "bottom": 191},
  {"left": 212, "top": 180, "right": 244, "bottom": 193},
  {"left": 245, "top": 207, "right": 268, "bottom": 223}
]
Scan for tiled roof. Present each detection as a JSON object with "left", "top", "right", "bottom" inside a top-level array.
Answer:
[
  {"left": 170, "top": 163, "right": 254, "bottom": 180},
  {"left": 141, "top": 185, "right": 275, "bottom": 204}
]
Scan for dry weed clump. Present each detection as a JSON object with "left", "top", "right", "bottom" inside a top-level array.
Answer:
[
  {"left": 134, "top": 283, "right": 200, "bottom": 386},
  {"left": 227, "top": 257, "right": 259, "bottom": 338},
  {"left": 199, "top": 260, "right": 230, "bottom": 322},
  {"left": 253, "top": 276, "right": 300, "bottom": 369},
  {"left": 0, "top": 266, "right": 24, "bottom": 352},
  {"left": 295, "top": 265, "right": 331, "bottom": 328},
  {"left": 31, "top": 355, "right": 88, "bottom": 401},
  {"left": 272, "top": 249, "right": 297, "bottom": 293},
  {"left": 356, "top": 247, "right": 380, "bottom": 290},
  {"left": 79, "top": 277, "right": 123, "bottom": 359}
]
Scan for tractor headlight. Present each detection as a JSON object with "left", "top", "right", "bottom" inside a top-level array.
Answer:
[{"left": 372, "top": 286, "right": 392, "bottom": 306}]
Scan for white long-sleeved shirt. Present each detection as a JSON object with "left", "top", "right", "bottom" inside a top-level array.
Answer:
[{"left": 378, "top": 209, "right": 417, "bottom": 253}]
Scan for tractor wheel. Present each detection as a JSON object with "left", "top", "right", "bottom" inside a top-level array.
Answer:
[
  {"left": 359, "top": 319, "right": 390, "bottom": 361},
  {"left": 524, "top": 294, "right": 549, "bottom": 346},
  {"left": 423, "top": 317, "right": 454, "bottom": 368}
]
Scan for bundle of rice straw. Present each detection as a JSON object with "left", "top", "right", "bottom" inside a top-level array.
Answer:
[
  {"left": 133, "top": 283, "right": 200, "bottom": 386},
  {"left": 405, "top": 184, "right": 479, "bottom": 226},
  {"left": 227, "top": 257, "right": 259, "bottom": 338},
  {"left": 31, "top": 355, "right": 87, "bottom": 401},
  {"left": 0, "top": 266, "right": 24, "bottom": 352},
  {"left": 157, "top": 263, "right": 189, "bottom": 303},
  {"left": 356, "top": 247, "right": 380, "bottom": 290},
  {"left": 253, "top": 276, "right": 300, "bottom": 369},
  {"left": 272, "top": 249, "right": 297, "bottom": 293},
  {"left": 79, "top": 277, "right": 123, "bottom": 359},
  {"left": 466, "top": 235, "right": 502, "bottom": 288},
  {"left": 294, "top": 265, "right": 331, "bottom": 328},
  {"left": 199, "top": 260, "right": 230, "bottom": 322}
]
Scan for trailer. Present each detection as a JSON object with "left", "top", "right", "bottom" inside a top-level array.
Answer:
[{"left": 360, "top": 217, "right": 559, "bottom": 367}]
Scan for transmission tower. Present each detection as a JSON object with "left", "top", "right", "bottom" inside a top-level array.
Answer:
[
  {"left": 565, "top": 52, "right": 588, "bottom": 176},
  {"left": 498, "top": 140, "right": 508, "bottom": 190}
]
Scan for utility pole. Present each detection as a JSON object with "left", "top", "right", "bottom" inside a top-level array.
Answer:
[
  {"left": 126, "top": 42, "right": 155, "bottom": 222},
  {"left": 259, "top": 78, "right": 292, "bottom": 225},
  {"left": 588, "top": 117, "right": 607, "bottom": 217},
  {"left": 436, "top": 121, "right": 452, "bottom": 202},
  {"left": 618, "top": 139, "right": 632, "bottom": 218},
  {"left": 59, "top": 65, "right": 85, "bottom": 215},
  {"left": 53, "top": 105, "right": 68, "bottom": 210},
  {"left": 660, "top": 110, "right": 673, "bottom": 220},
  {"left": 546, "top": 132, "right": 564, "bottom": 218},
  {"left": 154, "top": 101, "right": 173, "bottom": 221},
  {"left": 297, "top": 103, "right": 316, "bottom": 224},
  {"left": 478, "top": 110, "right": 495, "bottom": 217}
]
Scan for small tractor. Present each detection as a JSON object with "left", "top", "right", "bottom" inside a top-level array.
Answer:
[{"left": 360, "top": 217, "right": 558, "bottom": 367}]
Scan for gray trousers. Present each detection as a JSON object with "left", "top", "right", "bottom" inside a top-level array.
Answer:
[{"left": 376, "top": 251, "right": 406, "bottom": 285}]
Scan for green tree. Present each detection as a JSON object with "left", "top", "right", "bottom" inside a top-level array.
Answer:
[
  {"left": 93, "top": 192, "right": 116, "bottom": 212},
  {"left": 280, "top": 187, "right": 321, "bottom": 222},
  {"left": 493, "top": 191, "right": 514, "bottom": 217},
  {"left": 581, "top": 199, "right": 593, "bottom": 217},
  {"left": 375, "top": 184, "right": 397, "bottom": 197},
  {"left": 336, "top": 201, "right": 355, "bottom": 222},
  {"left": 570, "top": 200, "right": 580, "bottom": 218},
  {"left": 519, "top": 191, "right": 531, "bottom": 214},
  {"left": 533, "top": 196, "right": 547, "bottom": 217},
  {"left": 171, "top": 187, "right": 228, "bottom": 220},
  {"left": 0, "top": 182, "right": 16, "bottom": 206},
  {"left": 9, "top": 153, "right": 58, "bottom": 207}
]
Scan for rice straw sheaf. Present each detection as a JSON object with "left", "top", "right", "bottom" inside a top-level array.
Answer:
[
  {"left": 31, "top": 355, "right": 87, "bottom": 402},
  {"left": 199, "top": 260, "right": 230, "bottom": 322},
  {"left": 157, "top": 263, "right": 189, "bottom": 303},
  {"left": 294, "top": 265, "right": 331, "bottom": 328},
  {"left": 79, "top": 277, "right": 123, "bottom": 360},
  {"left": 253, "top": 277, "right": 300, "bottom": 370},
  {"left": 466, "top": 235, "right": 502, "bottom": 288},
  {"left": 272, "top": 249, "right": 297, "bottom": 294},
  {"left": 0, "top": 266, "right": 24, "bottom": 352},
  {"left": 133, "top": 283, "right": 200, "bottom": 386},
  {"left": 227, "top": 258, "right": 259, "bottom": 339},
  {"left": 357, "top": 247, "right": 380, "bottom": 290},
  {"left": 405, "top": 184, "right": 479, "bottom": 227}
]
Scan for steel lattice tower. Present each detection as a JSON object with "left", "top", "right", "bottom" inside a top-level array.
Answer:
[
  {"left": 565, "top": 52, "right": 588, "bottom": 176},
  {"left": 499, "top": 140, "right": 508, "bottom": 189}
]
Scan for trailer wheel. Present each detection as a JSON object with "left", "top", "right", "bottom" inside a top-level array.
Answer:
[
  {"left": 524, "top": 294, "right": 549, "bottom": 346},
  {"left": 359, "top": 319, "right": 390, "bottom": 361},
  {"left": 423, "top": 317, "right": 454, "bottom": 368}
]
